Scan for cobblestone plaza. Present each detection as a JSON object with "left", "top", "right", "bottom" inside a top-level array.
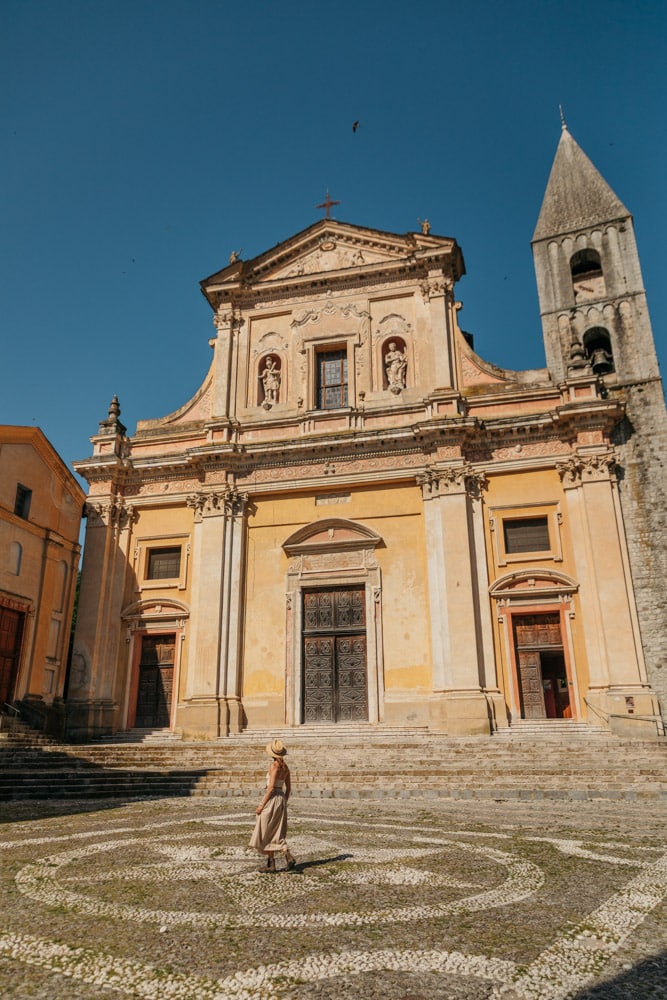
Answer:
[{"left": 1, "top": 795, "right": 665, "bottom": 999}]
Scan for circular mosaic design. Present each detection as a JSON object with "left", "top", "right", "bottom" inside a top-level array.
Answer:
[{"left": 2, "top": 807, "right": 667, "bottom": 999}]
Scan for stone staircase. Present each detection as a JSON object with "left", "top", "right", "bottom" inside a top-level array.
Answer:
[{"left": 1, "top": 717, "right": 666, "bottom": 803}]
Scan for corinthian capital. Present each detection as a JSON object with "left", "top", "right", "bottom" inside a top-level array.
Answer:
[
  {"left": 556, "top": 451, "right": 617, "bottom": 486},
  {"left": 213, "top": 307, "right": 243, "bottom": 335},
  {"left": 187, "top": 486, "right": 250, "bottom": 520},
  {"left": 84, "top": 499, "right": 137, "bottom": 529},
  {"left": 417, "top": 464, "right": 487, "bottom": 499}
]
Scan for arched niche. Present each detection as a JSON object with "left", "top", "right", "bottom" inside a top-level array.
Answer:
[
  {"left": 282, "top": 518, "right": 385, "bottom": 726},
  {"left": 9, "top": 541, "right": 22, "bottom": 576},
  {"left": 257, "top": 352, "right": 283, "bottom": 408}
]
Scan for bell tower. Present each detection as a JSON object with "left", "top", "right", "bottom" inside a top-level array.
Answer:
[
  {"left": 532, "top": 122, "right": 660, "bottom": 384},
  {"left": 532, "top": 123, "right": 667, "bottom": 729}
]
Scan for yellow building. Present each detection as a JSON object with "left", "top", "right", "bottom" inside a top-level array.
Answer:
[
  {"left": 70, "top": 128, "right": 665, "bottom": 742},
  {"left": 0, "top": 426, "right": 84, "bottom": 732}
]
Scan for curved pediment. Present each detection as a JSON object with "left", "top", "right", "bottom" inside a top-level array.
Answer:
[
  {"left": 283, "top": 518, "right": 383, "bottom": 554},
  {"left": 489, "top": 569, "right": 578, "bottom": 598},
  {"left": 121, "top": 598, "right": 190, "bottom": 620}
]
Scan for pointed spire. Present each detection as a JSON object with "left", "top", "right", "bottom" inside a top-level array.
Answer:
[
  {"left": 98, "top": 394, "right": 127, "bottom": 436},
  {"left": 533, "top": 128, "right": 629, "bottom": 242}
]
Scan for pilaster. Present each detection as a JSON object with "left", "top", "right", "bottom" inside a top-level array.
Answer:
[
  {"left": 178, "top": 486, "right": 249, "bottom": 737},
  {"left": 67, "top": 498, "right": 137, "bottom": 740},
  {"left": 419, "top": 464, "right": 500, "bottom": 734},
  {"left": 557, "top": 449, "right": 662, "bottom": 736}
]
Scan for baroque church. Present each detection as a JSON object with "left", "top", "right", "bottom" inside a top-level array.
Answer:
[{"left": 68, "top": 125, "right": 667, "bottom": 742}]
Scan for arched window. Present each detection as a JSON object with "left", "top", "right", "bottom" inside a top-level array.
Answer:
[
  {"left": 9, "top": 541, "right": 22, "bottom": 576},
  {"left": 570, "top": 249, "right": 605, "bottom": 303},
  {"left": 583, "top": 327, "right": 615, "bottom": 375}
]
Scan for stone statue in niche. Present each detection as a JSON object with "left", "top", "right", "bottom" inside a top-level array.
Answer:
[
  {"left": 384, "top": 341, "right": 408, "bottom": 394},
  {"left": 259, "top": 356, "right": 281, "bottom": 408}
]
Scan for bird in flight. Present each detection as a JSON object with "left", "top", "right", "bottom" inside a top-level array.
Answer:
[{"left": 352, "top": 120, "right": 360, "bottom": 133}]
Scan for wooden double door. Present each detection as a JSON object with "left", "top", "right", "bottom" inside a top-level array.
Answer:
[
  {"left": 513, "top": 613, "right": 572, "bottom": 720},
  {"left": 0, "top": 607, "right": 24, "bottom": 706},
  {"left": 134, "top": 634, "right": 175, "bottom": 729},
  {"left": 302, "top": 587, "right": 368, "bottom": 723}
]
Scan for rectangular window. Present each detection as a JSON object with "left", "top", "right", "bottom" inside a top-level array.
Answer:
[
  {"left": 147, "top": 547, "right": 181, "bottom": 580},
  {"left": 503, "top": 517, "right": 550, "bottom": 554},
  {"left": 14, "top": 484, "right": 32, "bottom": 520},
  {"left": 317, "top": 349, "right": 348, "bottom": 409}
]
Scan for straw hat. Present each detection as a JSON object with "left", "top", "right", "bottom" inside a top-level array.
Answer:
[{"left": 266, "top": 738, "right": 287, "bottom": 759}]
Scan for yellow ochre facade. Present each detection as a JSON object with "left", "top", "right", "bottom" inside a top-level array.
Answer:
[{"left": 69, "top": 128, "right": 666, "bottom": 742}]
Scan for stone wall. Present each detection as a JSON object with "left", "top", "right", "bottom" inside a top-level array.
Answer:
[{"left": 612, "top": 380, "right": 667, "bottom": 724}]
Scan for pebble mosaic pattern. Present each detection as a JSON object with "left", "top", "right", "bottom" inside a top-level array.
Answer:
[{"left": 0, "top": 797, "right": 666, "bottom": 999}]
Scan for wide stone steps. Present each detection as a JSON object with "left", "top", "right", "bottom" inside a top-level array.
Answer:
[{"left": 1, "top": 723, "right": 666, "bottom": 801}]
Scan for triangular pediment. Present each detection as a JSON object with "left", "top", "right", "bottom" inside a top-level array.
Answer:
[{"left": 201, "top": 220, "right": 462, "bottom": 301}]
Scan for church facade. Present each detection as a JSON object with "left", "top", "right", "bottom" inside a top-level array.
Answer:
[{"left": 68, "top": 127, "right": 666, "bottom": 742}]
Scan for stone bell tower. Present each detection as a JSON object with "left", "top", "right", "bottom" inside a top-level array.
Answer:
[{"left": 532, "top": 123, "right": 667, "bottom": 728}]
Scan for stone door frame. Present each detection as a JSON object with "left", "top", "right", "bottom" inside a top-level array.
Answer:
[
  {"left": 121, "top": 600, "right": 188, "bottom": 731},
  {"left": 283, "top": 519, "right": 384, "bottom": 727},
  {"left": 489, "top": 570, "right": 580, "bottom": 725}
]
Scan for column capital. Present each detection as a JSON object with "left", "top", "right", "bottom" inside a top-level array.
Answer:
[
  {"left": 186, "top": 486, "right": 250, "bottom": 521},
  {"left": 84, "top": 499, "right": 137, "bottom": 529},
  {"left": 417, "top": 464, "right": 487, "bottom": 500},
  {"left": 556, "top": 450, "right": 617, "bottom": 487}
]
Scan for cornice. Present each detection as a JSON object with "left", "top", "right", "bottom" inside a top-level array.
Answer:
[{"left": 206, "top": 257, "right": 459, "bottom": 312}]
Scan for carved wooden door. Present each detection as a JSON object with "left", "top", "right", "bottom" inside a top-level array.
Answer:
[
  {"left": 135, "top": 635, "right": 175, "bottom": 728},
  {"left": 0, "top": 608, "right": 24, "bottom": 706},
  {"left": 517, "top": 651, "right": 546, "bottom": 719},
  {"left": 513, "top": 614, "right": 565, "bottom": 720},
  {"left": 302, "top": 588, "right": 368, "bottom": 723}
]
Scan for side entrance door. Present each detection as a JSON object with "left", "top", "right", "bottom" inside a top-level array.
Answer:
[
  {"left": 0, "top": 607, "right": 25, "bottom": 706},
  {"left": 302, "top": 587, "right": 368, "bottom": 723},
  {"left": 513, "top": 613, "right": 572, "bottom": 720},
  {"left": 134, "top": 634, "right": 175, "bottom": 728}
]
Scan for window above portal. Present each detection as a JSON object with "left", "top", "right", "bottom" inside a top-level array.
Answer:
[
  {"left": 490, "top": 503, "right": 563, "bottom": 566},
  {"left": 503, "top": 517, "right": 550, "bottom": 554},
  {"left": 147, "top": 547, "right": 181, "bottom": 580},
  {"left": 135, "top": 536, "right": 190, "bottom": 592}
]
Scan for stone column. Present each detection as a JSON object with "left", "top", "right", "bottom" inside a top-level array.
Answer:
[
  {"left": 419, "top": 465, "right": 499, "bottom": 734},
  {"left": 68, "top": 500, "right": 137, "bottom": 740},
  {"left": 179, "top": 487, "right": 248, "bottom": 737},
  {"left": 557, "top": 450, "right": 661, "bottom": 736}
]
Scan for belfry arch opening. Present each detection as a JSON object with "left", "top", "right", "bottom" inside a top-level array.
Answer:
[
  {"left": 570, "top": 249, "right": 605, "bottom": 304},
  {"left": 583, "top": 326, "right": 615, "bottom": 375}
]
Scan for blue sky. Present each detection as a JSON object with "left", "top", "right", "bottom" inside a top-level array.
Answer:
[{"left": 2, "top": 0, "right": 665, "bottom": 481}]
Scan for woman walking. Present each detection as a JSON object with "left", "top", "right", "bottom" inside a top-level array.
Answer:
[{"left": 249, "top": 738, "right": 296, "bottom": 873}]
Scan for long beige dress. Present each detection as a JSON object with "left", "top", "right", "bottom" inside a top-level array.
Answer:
[{"left": 249, "top": 769, "right": 289, "bottom": 854}]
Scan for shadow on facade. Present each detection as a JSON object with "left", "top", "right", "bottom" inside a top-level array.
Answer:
[
  {"left": 571, "top": 951, "right": 667, "bottom": 998},
  {"left": 0, "top": 744, "right": 208, "bottom": 815}
]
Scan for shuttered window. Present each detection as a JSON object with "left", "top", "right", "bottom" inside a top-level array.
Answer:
[{"left": 503, "top": 517, "right": 550, "bottom": 554}]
